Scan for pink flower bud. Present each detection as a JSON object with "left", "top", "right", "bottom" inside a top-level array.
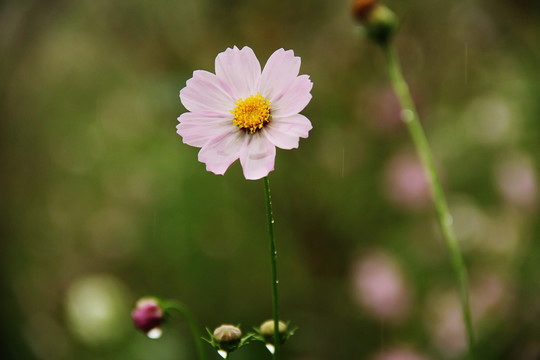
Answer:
[{"left": 131, "top": 297, "right": 164, "bottom": 335}]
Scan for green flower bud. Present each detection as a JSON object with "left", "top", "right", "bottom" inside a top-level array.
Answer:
[
  {"left": 259, "top": 319, "right": 287, "bottom": 344},
  {"left": 212, "top": 324, "right": 242, "bottom": 352},
  {"left": 352, "top": 0, "right": 398, "bottom": 45}
]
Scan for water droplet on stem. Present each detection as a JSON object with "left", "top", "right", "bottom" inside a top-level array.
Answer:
[
  {"left": 146, "top": 327, "right": 163, "bottom": 339},
  {"left": 265, "top": 343, "right": 275, "bottom": 354},
  {"left": 401, "top": 109, "right": 414, "bottom": 123}
]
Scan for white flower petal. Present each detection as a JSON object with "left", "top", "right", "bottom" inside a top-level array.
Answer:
[
  {"left": 271, "top": 75, "right": 313, "bottom": 118},
  {"left": 198, "top": 130, "right": 246, "bottom": 175},
  {"left": 180, "top": 70, "right": 235, "bottom": 114},
  {"left": 263, "top": 114, "right": 313, "bottom": 149},
  {"left": 177, "top": 112, "right": 234, "bottom": 147},
  {"left": 240, "top": 134, "right": 276, "bottom": 180},
  {"left": 215, "top": 46, "right": 261, "bottom": 100},
  {"left": 259, "top": 49, "right": 301, "bottom": 100}
]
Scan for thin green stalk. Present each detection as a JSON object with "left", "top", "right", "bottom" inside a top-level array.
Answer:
[
  {"left": 168, "top": 301, "right": 206, "bottom": 360},
  {"left": 383, "top": 44, "right": 475, "bottom": 358},
  {"left": 263, "top": 176, "right": 280, "bottom": 360}
]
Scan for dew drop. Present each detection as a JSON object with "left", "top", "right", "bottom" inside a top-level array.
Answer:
[
  {"left": 147, "top": 327, "right": 163, "bottom": 339},
  {"left": 217, "top": 349, "right": 228, "bottom": 359},
  {"left": 401, "top": 109, "right": 414, "bottom": 123},
  {"left": 265, "top": 343, "right": 275, "bottom": 354}
]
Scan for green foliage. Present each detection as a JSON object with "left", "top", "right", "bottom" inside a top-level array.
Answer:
[{"left": 1, "top": 1, "right": 539, "bottom": 359}]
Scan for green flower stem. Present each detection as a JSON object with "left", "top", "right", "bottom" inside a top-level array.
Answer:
[
  {"left": 263, "top": 176, "right": 280, "bottom": 360},
  {"left": 167, "top": 301, "right": 206, "bottom": 360},
  {"left": 383, "top": 44, "right": 475, "bottom": 358}
]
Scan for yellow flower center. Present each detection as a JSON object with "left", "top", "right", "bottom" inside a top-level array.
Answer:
[{"left": 231, "top": 93, "right": 271, "bottom": 134}]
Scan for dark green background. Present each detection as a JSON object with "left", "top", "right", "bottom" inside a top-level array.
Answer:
[{"left": 2, "top": 0, "right": 539, "bottom": 359}]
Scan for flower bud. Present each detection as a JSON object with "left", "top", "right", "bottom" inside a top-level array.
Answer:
[
  {"left": 352, "top": 0, "right": 377, "bottom": 21},
  {"left": 352, "top": 0, "right": 398, "bottom": 45},
  {"left": 212, "top": 324, "right": 242, "bottom": 351},
  {"left": 131, "top": 297, "right": 164, "bottom": 337},
  {"left": 259, "top": 319, "right": 287, "bottom": 344}
]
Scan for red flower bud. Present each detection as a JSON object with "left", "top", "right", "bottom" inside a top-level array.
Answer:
[{"left": 352, "top": 0, "right": 378, "bottom": 22}]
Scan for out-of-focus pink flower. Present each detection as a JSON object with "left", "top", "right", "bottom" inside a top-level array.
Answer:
[
  {"left": 426, "top": 291, "right": 467, "bottom": 357},
  {"left": 427, "top": 273, "right": 509, "bottom": 357},
  {"left": 350, "top": 252, "right": 411, "bottom": 322},
  {"left": 372, "top": 347, "right": 430, "bottom": 360},
  {"left": 470, "top": 272, "right": 508, "bottom": 321},
  {"left": 177, "top": 46, "right": 313, "bottom": 180},
  {"left": 383, "top": 152, "right": 431, "bottom": 210},
  {"left": 364, "top": 86, "right": 403, "bottom": 133},
  {"left": 494, "top": 154, "right": 538, "bottom": 209}
]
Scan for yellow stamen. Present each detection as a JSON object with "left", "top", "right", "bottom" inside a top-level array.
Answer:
[{"left": 231, "top": 93, "right": 271, "bottom": 134}]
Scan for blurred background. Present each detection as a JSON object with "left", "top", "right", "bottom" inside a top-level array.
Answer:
[{"left": 1, "top": 0, "right": 539, "bottom": 359}]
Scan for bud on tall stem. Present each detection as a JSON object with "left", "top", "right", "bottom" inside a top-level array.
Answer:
[
  {"left": 352, "top": 0, "right": 398, "bottom": 46},
  {"left": 352, "top": 2, "right": 476, "bottom": 358}
]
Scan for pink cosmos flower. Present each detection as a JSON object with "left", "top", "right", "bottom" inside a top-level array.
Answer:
[{"left": 177, "top": 46, "right": 313, "bottom": 180}]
